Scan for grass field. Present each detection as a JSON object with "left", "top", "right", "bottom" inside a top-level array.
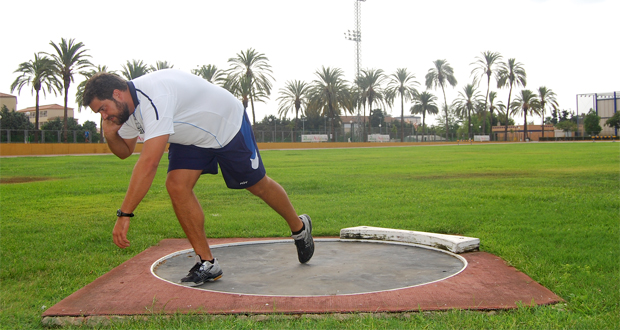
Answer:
[{"left": 1, "top": 142, "right": 618, "bottom": 329}]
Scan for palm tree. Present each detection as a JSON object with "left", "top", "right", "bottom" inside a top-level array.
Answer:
[
  {"left": 307, "top": 66, "right": 352, "bottom": 142},
  {"left": 277, "top": 80, "right": 309, "bottom": 142},
  {"left": 121, "top": 59, "right": 151, "bottom": 80},
  {"left": 471, "top": 51, "right": 503, "bottom": 139},
  {"left": 356, "top": 68, "right": 387, "bottom": 141},
  {"left": 425, "top": 59, "right": 458, "bottom": 141},
  {"left": 192, "top": 64, "right": 226, "bottom": 85},
  {"left": 537, "top": 86, "right": 558, "bottom": 138},
  {"left": 75, "top": 65, "right": 114, "bottom": 143},
  {"left": 453, "top": 83, "right": 483, "bottom": 139},
  {"left": 497, "top": 58, "right": 527, "bottom": 141},
  {"left": 510, "top": 89, "right": 540, "bottom": 141},
  {"left": 150, "top": 60, "right": 173, "bottom": 71},
  {"left": 10, "top": 53, "right": 61, "bottom": 142},
  {"left": 223, "top": 74, "right": 253, "bottom": 110},
  {"left": 386, "top": 68, "right": 419, "bottom": 142},
  {"left": 47, "top": 38, "right": 92, "bottom": 142},
  {"left": 227, "top": 48, "right": 274, "bottom": 125},
  {"left": 410, "top": 91, "right": 439, "bottom": 138}
]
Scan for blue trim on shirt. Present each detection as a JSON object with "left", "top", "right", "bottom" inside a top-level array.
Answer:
[
  {"left": 174, "top": 121, "right": 222, "bottom": 147},
  {"left": 127, "top": 81, "right": 140, "bottom": 108}
]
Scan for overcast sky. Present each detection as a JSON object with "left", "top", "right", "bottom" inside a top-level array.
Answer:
[{"left": 2, "top": 0, "right": 617, "bottom": 127}]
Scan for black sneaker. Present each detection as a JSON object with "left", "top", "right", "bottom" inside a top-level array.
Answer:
[
  {"left": 180, "top": 256, "right": 223, "bottom": 286},
  {"left": 292, "top": 214, "right": 314, "bottom": 263}
]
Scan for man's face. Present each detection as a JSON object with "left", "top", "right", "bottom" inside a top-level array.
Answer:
[
  {"left": 90, "top": 94, "right": 131, "bottom": 125},
  {"left": 112, "top": 99, "right": 131, "bottom": 125}
]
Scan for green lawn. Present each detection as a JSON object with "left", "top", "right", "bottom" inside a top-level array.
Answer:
[{"left": 1, "top": 142, "right": 618, "bottom": 329}]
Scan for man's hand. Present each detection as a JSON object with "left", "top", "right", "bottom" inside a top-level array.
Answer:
[
  {"left": 102, "top": 118, "right": 122, "bottom": 141},
  {"left": 112, "top": 217, "right": 131, "bottom": 248},
  {"left": 111, "top": 135, "right": 169, "bottom": 248},
  {"left": 102, "top": 118, "right": 137, "bottom": 159}
]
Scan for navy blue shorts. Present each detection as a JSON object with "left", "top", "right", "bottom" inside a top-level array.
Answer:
[{"left": 167, "top": 113, "right": 266, "bottom": 189}]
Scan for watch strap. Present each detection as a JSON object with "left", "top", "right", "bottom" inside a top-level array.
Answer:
[{"left": 117, "top": 209, "right": 134, "bottom": 218}]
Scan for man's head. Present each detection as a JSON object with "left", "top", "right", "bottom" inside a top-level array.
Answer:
[
  {"left": 83, "top": 72, "right": 127, "bottom": 106},
  {"left": 84, "top": 73, "right": 133, "bottom": 125}
]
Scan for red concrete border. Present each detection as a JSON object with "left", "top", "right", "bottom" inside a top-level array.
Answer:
[{"left": 43, "top": 238, "right": 563, "bottom": 317}]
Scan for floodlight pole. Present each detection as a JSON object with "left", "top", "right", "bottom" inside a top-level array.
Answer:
[{"left": 344, "top": 0, "right": 366, "bottom": 80}]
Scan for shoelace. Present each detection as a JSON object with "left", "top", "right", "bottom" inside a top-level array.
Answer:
[{"left": 186, "top": 262, "right": 201, "bottom": 275}]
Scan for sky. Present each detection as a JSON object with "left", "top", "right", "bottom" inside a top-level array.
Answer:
[{"left": 2, "top": 0, "right": 618, "bottom": 128}]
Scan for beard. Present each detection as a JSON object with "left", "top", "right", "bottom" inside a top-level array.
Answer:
[{"left": 112, "top": 99, "right": 131, "bottom": 125}]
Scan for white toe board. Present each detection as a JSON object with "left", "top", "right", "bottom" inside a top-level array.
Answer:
[{"left": 340, "top": 226, "right": 479, "bottom": 254}]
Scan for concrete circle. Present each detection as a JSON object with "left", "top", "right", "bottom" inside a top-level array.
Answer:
[{"left": 151, "top": 239, "right": 467, "bottom": 296}]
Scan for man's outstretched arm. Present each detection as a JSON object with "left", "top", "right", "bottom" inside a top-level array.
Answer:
[{"left": 112, "top": 134, "right": 169, "bottom": 248}]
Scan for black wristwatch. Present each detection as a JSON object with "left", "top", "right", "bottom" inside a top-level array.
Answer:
[{"left": 117, "top": 209, "right": 135, "bottom": 218}]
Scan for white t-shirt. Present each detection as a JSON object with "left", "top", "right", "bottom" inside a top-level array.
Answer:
[{"left": 118, "top": 69, "right": 244, "bottom": 148}]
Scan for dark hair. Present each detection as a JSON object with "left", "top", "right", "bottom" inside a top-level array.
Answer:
[{"left": 83, "top": 72, "right": 128, "bottom": 107}]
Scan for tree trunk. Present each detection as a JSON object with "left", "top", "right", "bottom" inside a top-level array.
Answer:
[
  {"left": 484, "top": 75, "right": 490, "bottom": 140},
  {"left": 400, "top": 93, "right": 404, "bottom": 142},
  {"left": 294, "top": 106, "right": 299, "bottom": 143},
  {"left": 100, "top": 116, "right": 104, "bottom": 143},
  {"left": 468, "top": 106, "right": 472, "bottom": 140},
  {"left": 63, "top": 85, "right": 69, "bottom": 143},
  {"left": 441, "top": 86, "right": 449, "bottom": 141},
  {"left": 362, "top": 103, "right": 367, "bottom": 142},
  {"left": 328, "top": 103, "right": 335, "bottom": 142},
  {"left": 489, "top": 108, "right": 494, "bottom": 141},
  {"left": 422, "top": 111, "right": 426, "bottom": 139},
  {"left": 35, "top": 90, "right": 40, "bottom": 143},
  {"left": 504, "top": 85, "right": 513, "bottom": 141},
  {"left": 523, "top": 111, "right": 528, "bottom": 142},
  {"left": 249, "top": 93, "right": 256, "bottom": 126},
  {"left": 541, "top": 111, "right": 545, "bottom": 138}
]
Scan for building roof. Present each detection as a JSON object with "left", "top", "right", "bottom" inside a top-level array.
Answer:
[
  {"left": 0, "top": 92, "right": 17, "bottom": 98},
  {"left": 17, "top": 104, "right": 73, "bottom": 112}
]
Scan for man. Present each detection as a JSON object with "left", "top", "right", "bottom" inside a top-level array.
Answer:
[{"left": 83, "top": 69, "right": 314, "bottom": 287}]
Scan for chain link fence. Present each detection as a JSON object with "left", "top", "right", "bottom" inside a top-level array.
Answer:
[
  {"left": 252, "top": 127, "right": 458, "bottom": 143},
  {"left": 1, "top": 130, "right": 96, "bottom": 143},
  {"left": 7, "top": 128, "right": 609, "bottom": 144}
]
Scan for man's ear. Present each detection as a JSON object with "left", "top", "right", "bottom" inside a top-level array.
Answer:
[{"left": 112, "top": 89, "right": 122, "bottom": 100}]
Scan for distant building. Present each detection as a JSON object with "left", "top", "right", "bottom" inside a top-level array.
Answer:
[
  {"left": 577, "top": 91, "right": 618, "bottom": 136},
  {"left": 400, "top": 115, "right": 422, "bottom": 125},
  {"left": 17, "top": 104, "right": 74, "bottom": 125},
  {"left": 492, "top": 125, "right": 556, "bottom": 141},
  {"left": 0, "top": 92, "right": 17, "bottom": 111}
]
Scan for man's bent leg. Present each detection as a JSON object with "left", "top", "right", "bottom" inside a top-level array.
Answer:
[
  {"left": 247, "top": 175, "right": 314, "bottom": 263},
  {"left": 166, "top": 169, "right": 214, "bottom": 260},
  {"left": 246, "top": 175, "right": 303, "bottom": 232}
]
